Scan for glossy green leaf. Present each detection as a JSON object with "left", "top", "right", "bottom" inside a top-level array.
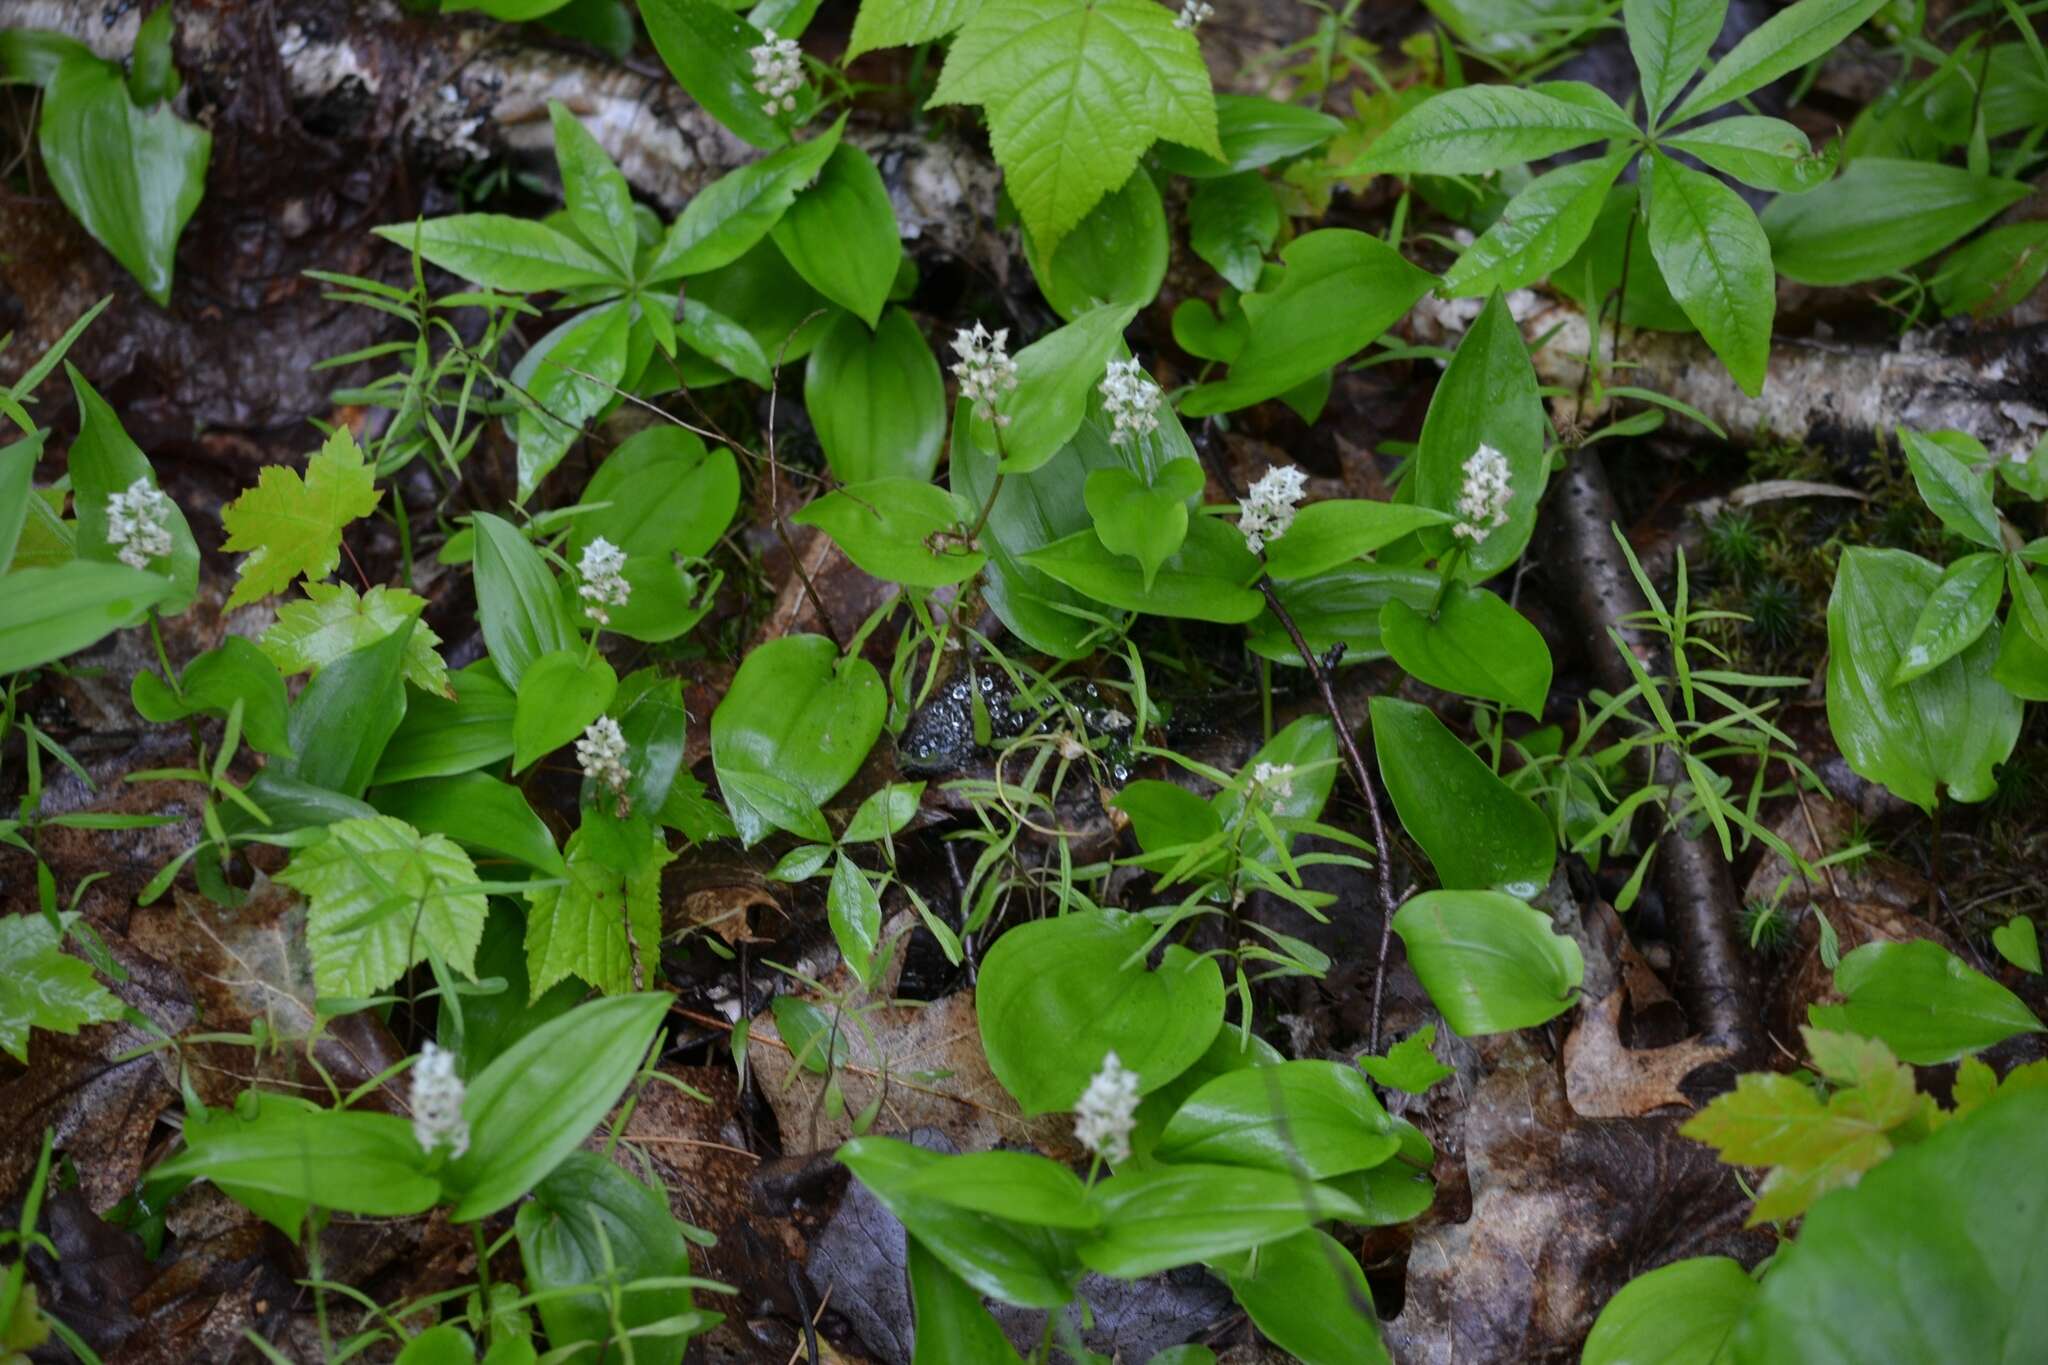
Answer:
[
  {"left": 548, "top": 101, "right": 638, "bottom": 274},
  {"left": 370, "top": 771, "right": 564, "bottom": 875},
  {"left": 1024, "top": 515, "right": 1263, "bottom": 624},
  {"left": 276, "top": 814, "right": 487, "bottom": 999},
  {"left": 1212, "top": 715, "right": 1342, "bottom": 868},
  {"left": 649, "top": 124, "right": 841, "bottom": 279},
  {"left": 1185, "top": 172, "right": 1278, "bottom": 293},
  {"left": 40, "top": 53, "right": 210, "bottom": 305},
  {"left": 1727, "top": 1085, "right": 2048, "bottom": 1365},
  {"left": 1247, "top": 566, "right": 1439, "bottom": 665},
  {"left": 1358, "top": 1024, "right": 1453, "bottom": 1095},
  {"left": 1079, "top": 1164, "right": 1364, "bottom": 1278},
  {"left": 512, "top": 650, "right": 618, "bottom": 772},
  {"left": 1440, "top": 149, "right": 1630, "bottom": 298},
  {"left": 1668, "top": 0, "right": 1889, "bottom": 125},
  {"left": 1892, "top": 552, "right": 2002, "bottom": 683},
  {"left": 838, "top": 1136, "right": 1080, "bottom": 1308},
  {"left": 444, "top": 991, "right": 673, "bottom": 1221},
  {"left": 1082, "top": 457, "right": 1205, "bottom": 592},
  {"left": 1156, "top": 1060, "right": 1399, "bottom": 1179},
  {"left": 614, "top": 670, "right": 690, "bottom": 820},
  {"left": 130, "top": 636, "right": 291, "bottom": 758},
  {"left": 826, "top": 852, "right": 883, "bottom": 985},
  {"left": 1371, "top": 698, "right": 1555, "bottom": 895},
  {"left": 770, "top": 143, "right": 898, "bottom": 325},
  {"left": 804, "top": 308, "right": 946, "bottom": 483},
  {"left": 0, "top": 561, "right": 167, "bottom": 675},
  {"left": 906, "top": 1236, "right": 1024, "bottom": 1365},
  {"left": 1626, "top": 0, "right": 1727, "bottom": 123},
  {"left": 1380, "top": 583, "right": 1552, "bottom": 717},
  {"left": 1219, "top": 1229, "right": 1389, "bottom": 1365},
  {"left": 1183, "top": 230, "right": 1436, "bottom": 416},
  {"left": 1391, "top": 889, "right": 1584, "bottom": 1035},
  {"left": 1992, "top": 917, "right": 2041, "bottom": 974},
  {"left": 1807, "top": 939, "right": 2042, "bottom": 1065},
  {"left": 792, "top": 478, "right": 984, "bottom": 587},
  {"left": 1412, "top": 289, "right": 1548, "bottom": 575},
  {"left": 977, "top": 909, "right": 1225, "bottom": 1115},
  {"left": 1155, "top": 93, "right": 1343, "bottom": 177},
  {"left": 897, "top": 1150, "right": 1101, "bottom": 1229},
  {"left": 274, "top": 620, "right": 414, "bottom": 799},
  {"left": 473, "top": 513, "right": 579, "bottom": 689},
  {"left": 155, "top": 1092, "right": 437, "bottom": 1218},
  {"left": 572, "top": 426, "right": 740, "bottom": 560},
  {"left": 929, "top": 0, "right": 1218, "bottom": 249},
  {"left": 1262, "top": 501, "right": 1455, "bottom": 582},
  {"left": 1899, "top": 427, "right": 2001, "bottom": 549},
  {"left": 1645, "top": 151, "right": 1774, "bottom": 397},
  {"left": 0, "top": 437, "right": 39, "bottom": 574},
  {"left": 639, "top": 0, "right": 790, "bottom": 149},
  {"left": 980, "top": 304, "right": 1138, "bottom": 474},
  {"left": 372, "top": 213, "right": 618, "bottom": 291},
  {"left": 1356, "top": 82, "right": 1634, "bottom": 175},
  {"left": 1763, "top": 159, "right": 2030, "bottom": 286},
  {"left": 710, "top": 634, "right": 885, "bottom": 845},
  {"left": 66, "top": 369, "right": 199, "bottom": 611},
  {"left": 1664, "top": 116, "right": 1837, "bottom": 194},
  {"left": 516, "top": 1151, "right": 710, "bottom": 1365},
  {"left": 1932, "top": 221, "right": 2048, "bottom": 320},
  {"left": 1028, "top": 168, "right": 1172, "bottom": 317},
  {"left": 1583, "top": 1256, "right": 1757, "bottom": 1365},
  {"left": 513, "top": 303, "right": 635, "bottom": 500},
  {"left": 1825, "top": 547, "right": 2019, "bottom": 811},
  {"left": 372, "top": 663, "right": 517, "bottom": 786}
]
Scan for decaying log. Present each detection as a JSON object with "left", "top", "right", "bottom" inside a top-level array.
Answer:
[{"left": 1544, "top": 446, "right": 1762, "bottom": 1060}]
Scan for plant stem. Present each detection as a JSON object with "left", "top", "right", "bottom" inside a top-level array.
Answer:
[{"left": 1195, "top": 424, "right": 1405, "bottom": 1054}]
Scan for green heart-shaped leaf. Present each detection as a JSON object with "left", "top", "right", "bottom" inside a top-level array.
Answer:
[
  {"left": 512, "top": 650, "right": 619, "bottom": 772},
  {"left": 1083, "top": 457, "right": 1204, "bottom": 591}
]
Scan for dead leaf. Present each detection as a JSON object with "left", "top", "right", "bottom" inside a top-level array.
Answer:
[{"left": 1564, "top": 991, "right": 1731, "bottom": 1119}]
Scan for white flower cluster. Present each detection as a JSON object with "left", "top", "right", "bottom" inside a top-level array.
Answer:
[
  {"left": 1099, "top": 357, "right": 1161, "bottom": 445},
  {"left": 952, "top": 322, "right": 1018, "bottom": 425},
  {"left": 1237, "top": 464, "right": 1308, "bottom": 554},
  {"left": 410, "top": 1041, "right": 469, "bottom": 1159},
  {"left": 106, "top": 477, "right": 174, "bottom": 570},
  {"left": 1453, "top": 443, "right": 1513, "bottom": 543},
  {"left": 576, "top": 715, "right": 631, "bottom": 796},
  {"left": 1175, "top": 1, "right": 1215, "bottom": 30},
  {"left": 1073, "top": 1050, "right": 1140, "bottom": 1166},
  {"left": 749, "top": 28, "right": 804, "bottom": 116},
  {"left": 578, "top": 536, "right": 630, "bottom": 625},
  {"left": 1251, "top": 761, "right": 1295, "bottom": 799}
]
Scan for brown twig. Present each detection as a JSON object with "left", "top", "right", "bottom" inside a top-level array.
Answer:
[{"left": 1194, "top": 423, "right": 1405, "bottom": 1054}]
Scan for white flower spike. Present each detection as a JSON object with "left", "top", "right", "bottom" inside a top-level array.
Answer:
[
  {"left": 1175, "top": 1, "right": 1215, "bottom": 30},
  {"left": 1100, "top": 357, "right": 1162, "bottom": 446},
  {"left": 576, "top": 715, "right": 632, "bottom": 797},
  {"left": 578, "top": 536, "right": 630, "bottom": 625},
  {"left": 410, "top": 1041, "right": 470, "bottom": 1159},
  {"left": 1453, "top": 443, "right": 1513, "bottom": 544},
  {"left": 105, "top": 477, "right": 175, "bottom": 571},
  {"left": 952, "top": 321, "right": 1019, "bottom": 425},
  {"left": 1251, "top": 761, "right": 1295, "bottom": 799},
  {"left": 1073, "top": 1050, "right": 1140, "bottom": 1165},
  {"left": 1237, "top": 464, "right": 1308, "bottom": 554},
  {"left": 749, "top": 28, "right": 804, "bottom": 116}
]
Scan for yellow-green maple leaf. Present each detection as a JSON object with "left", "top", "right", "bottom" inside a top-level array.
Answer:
[
  {"left": 220, "top": 427, "right": 379, "bottom": 606},
  {"left": 524, "top": 824, "right": 674, "bottom": 1001},
  {"left": 260, "top": 581, "right": 452, "bottom": 698}
]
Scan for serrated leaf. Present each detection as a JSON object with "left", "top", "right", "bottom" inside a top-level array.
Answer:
[
  {"left": 0, "top": 912, "right": 121, "bottom": 1063},
  {"left": 847, "top": 0, "right": 981, "bottom": 58},
  {"left": 930, "top": 0, "right": 1218, "bottom": 248},
  {"left": 219, "top": 427, "right": 381, "bottom": 608},
  {"left": 275, "top": 814, "right": 488, "bottom": 1000},
  {"left": 524, "top": 824, "right": 675, "bottom": 998},
  {"left": 260, "top": 581, "right": 452, "bottom": 698}
]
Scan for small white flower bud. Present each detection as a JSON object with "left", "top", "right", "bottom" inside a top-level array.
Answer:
[
  {"left": 1251, "top": 761, "right": 1295, "bottom": 799},
  {"left": 578, "top": 536, "right": 630, "bottom": 625},
  {"left": 105, "top": 477, "right": 175, "bottom": 571},
  {"left": 1073, "top": 1050, "right": 1140, "bottom": 1165},
  {"left": 1099, "top": 357, "right": 1162, "bottom": 446},
  {"left": 1236, "top": 464, "right": 1308, "bottom": 554},
  {"left": 576, "top": 715, "right": 632, "bottom": 797},
  {"left": 749, "top": 29, "right": 805, "bottom": 118},
  {"left": 1175, "top": 1, "right": 1215, "bottom": 30},
  {"left": 952, "top": 321, "right": 1019, "bottom": 425},
  {"left": 1452, "top": 443, "right": 1513, "bottom": 544},
  {"left": 410, "top": 1041, "right": 470, "bottom": 1159}
]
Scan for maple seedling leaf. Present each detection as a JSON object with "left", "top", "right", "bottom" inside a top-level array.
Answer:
[
  {"left": 260, "top": 581, "right": 453, "bottom": 698},
  {"left": 220, "top": 427, "right": 381, "bottom": 606},
  {"left": 0, "top": 913, "right": 123, "bottom": 1063}
]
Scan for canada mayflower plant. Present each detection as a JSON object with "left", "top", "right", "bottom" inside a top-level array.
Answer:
[
  {"left": 950, "top": 321, "right": 1018, "bottom": 425},
  {"left": 104, "top": 477, "right": 174, "bottom": 570},
  {"left": 1236, "top": 464, "right": 1308, "bottom": 554},
  {"left": 408, "top": 1041, "right": 469, "bottom": 1159},
  {"left": 577, "top": 535, "right": 630, "bottom": 625},
  {"left": 748, "top": 28, "right": 804, "bottom": 116},
  {"left": 1072, "top": 1050, "right": 1140, "bottom": 1166},
  {"left": 1099, "top": 357, "right": 1162, "bottom": 445},
  {"left": 575, "top": 715, "right": 632, "bottom": 798},
  {"left": 1453, "top": 443, "right": 1513, "bottom": 544}
]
